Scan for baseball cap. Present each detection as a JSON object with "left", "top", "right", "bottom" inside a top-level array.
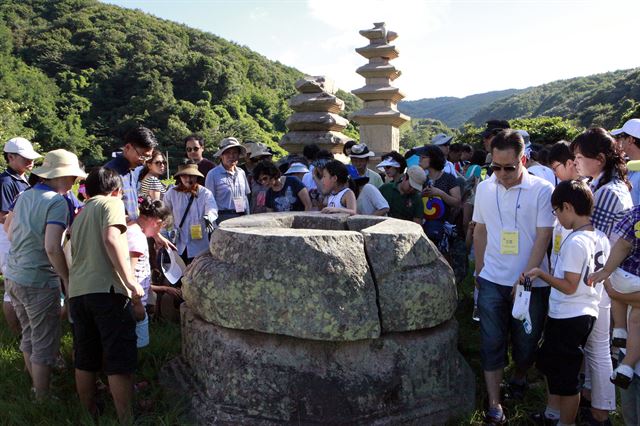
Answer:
[
  {"left": 431, "top": 133, "right": 453, "bottom": 146},
  {"left": 3, "top": 137, "right": 41, "bottom": 160},
  {"left": 406, "top": 166, "right": 426, "bottom": 191},
  {"left": 611, "top": 119, "right": 640, "bottom": 139}
]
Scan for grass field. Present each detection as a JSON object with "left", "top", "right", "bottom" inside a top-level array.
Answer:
[{"left": 0, "top": 275, "right": 627, "bottom": 425}]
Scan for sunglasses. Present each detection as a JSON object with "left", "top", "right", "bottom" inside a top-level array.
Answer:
[
  {"left": 186, "top": 147, "right": 201, "bottom": 152},
  {"left": 153, "top": 160, "right": 167, "bottom": 166},
  {"left": 490, "top": 163, "right": 518, "bottom": 172}
]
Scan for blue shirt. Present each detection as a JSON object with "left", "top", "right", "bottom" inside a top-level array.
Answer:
[
  {"left": 628, "top": 170, "right": 640, "bottom": 206},
  {"left": 105, "top": 154, "right": 142, "bottom": 221},
  {"left": 5, "top": 183, "right": 69, "bottom": 288},
  {"left": 0, "top": 167, "right": 29, "bottom": 212},
  {"left": 204, "top": 165, "right": 250, "bottom": 212}
]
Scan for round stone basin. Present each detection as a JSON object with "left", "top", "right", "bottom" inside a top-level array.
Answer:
[{"left": 182, "top": 212, "right": 457, "bottom": 341}]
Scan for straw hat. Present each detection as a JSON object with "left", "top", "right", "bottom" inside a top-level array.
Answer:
[
  {"left": 32, "top": 149, "right": 86, "bottom": 179},
  {"left": 174, "top": 163, "right": 204, "bottom": 178},
  {"left": 214, "top": 137, "right": 246, "bottom": 157}
]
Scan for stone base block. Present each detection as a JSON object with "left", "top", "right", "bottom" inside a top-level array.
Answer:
[{"left": 162, "top": 306, "right": 475, "bottom": 425}]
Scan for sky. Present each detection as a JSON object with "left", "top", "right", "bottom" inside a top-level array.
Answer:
[{"left": 102, "top": 0, "right": 640, "bottom": 101}]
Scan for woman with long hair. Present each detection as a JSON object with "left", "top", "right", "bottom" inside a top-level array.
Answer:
[
  {"left": 569, "top": 127, "right": 633, "bottom": 424},
  {"left": 139, "top": 150, "right": 167, "bottom": 200}
]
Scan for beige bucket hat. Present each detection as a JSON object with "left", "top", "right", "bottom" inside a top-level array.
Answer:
[
  {"left": 32, "top": 149, "right": 87, "bottom": 179},
  {"left": 214, "top": 137, "right": 246, "bottom": 157},
  {"left": 174, "top": 163, "right": 204, "bottom": 178}
]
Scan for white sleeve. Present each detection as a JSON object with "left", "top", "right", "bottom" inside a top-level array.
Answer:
[
  {"left": 368, "top": 185, "right": 389, "bottom": 210},
  {"left": 536, "top": 182, "right": 555, "bottom": 228},
  {"left": 559, "top": 237, "right": 588, "bottom": 275}
]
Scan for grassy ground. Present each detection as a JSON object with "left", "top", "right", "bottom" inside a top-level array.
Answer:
[{"left": 0, "top": 275, "right": 627, "bottom": 425}]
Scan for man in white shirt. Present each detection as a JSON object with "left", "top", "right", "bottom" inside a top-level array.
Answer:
[
  {"left": 611, "top": 118, "right": 640, "bottom": 205},
  {"left": 473, "top": 129, "right": 555, "bottom": 424}
]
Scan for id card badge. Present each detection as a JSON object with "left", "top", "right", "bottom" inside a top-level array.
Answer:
[
  {"left": 190, "top": 224, "right": 203, "bottom": 240},
  {"left": 233, "top": 196, "right": 245, "bottom": 213},
  {"left": 500, "top": 230, "right": 519, "bottom": 255},
  {"left": 553, "top": 233, "right": 562, "bottom": 254}
]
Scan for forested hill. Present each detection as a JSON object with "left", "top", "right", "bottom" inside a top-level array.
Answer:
[
  {"left": 470, "top": 68, "right": 640, "bottom": 129},
  {"left": 0, "top": 0, "right": 359, "bottom": 164},
  {"left": 398, "top": 88, "right": 523, "bottom": 128}
]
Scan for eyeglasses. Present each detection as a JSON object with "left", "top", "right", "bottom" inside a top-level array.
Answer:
[
  {"left": 186, "top": 147, "right": 202, "bottom": 152},
  {"left": 551, "top": 162, "right": 564, "bottom": 173},
  {"left": 153, "top": 161, "right": 167, "bottom": 166},
  {"left": 133, "top": 146, "right": 152, "bottom": 161},
  {"left": 552, "top": 206, "right": 560, "bottom": 216},
  {"left": 489, "top": 163, "right": 518, "bottom": 172}
]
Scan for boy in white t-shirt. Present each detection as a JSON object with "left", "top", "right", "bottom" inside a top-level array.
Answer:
[{"left": 525, "top": 180, "right": 610, "bottom": 426}]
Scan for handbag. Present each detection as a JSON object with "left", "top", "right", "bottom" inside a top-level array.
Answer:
[{"left": 171, "top": 194, "right": 195, "bottom": 245}]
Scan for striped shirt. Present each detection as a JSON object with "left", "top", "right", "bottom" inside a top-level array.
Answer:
[
  {"left": 590, "top": 174, "right": 633, "bottom": 240},
  {"left": 613, "top": 205, "right": 640, "bottom": 276},
  {"left": 140, "top": 175, "right": 167, "bottom": 199}
]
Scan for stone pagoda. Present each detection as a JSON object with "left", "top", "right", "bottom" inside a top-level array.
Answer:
[
  {"left": 351, "top": 22, "right": 409, "bottom": 158},
  {"left": 280, "top": 76, "right": 352, "bottom": 160}
]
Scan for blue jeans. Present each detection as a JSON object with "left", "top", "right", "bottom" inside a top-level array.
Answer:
[{"left": 477, "top": 277, "right": 550, "bottom": 371}]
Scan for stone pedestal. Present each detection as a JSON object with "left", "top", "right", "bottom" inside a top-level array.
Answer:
[
  {"left": 280, "top": 76, "right": 352, "bottom": 157},
  {"left": 351, "top": 23, "right": 410, "bottom": 162},
  {"left": 162, "top": 213, "right": 474, "bottom": 424}
]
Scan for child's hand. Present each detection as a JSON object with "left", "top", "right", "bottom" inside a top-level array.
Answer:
[
  {"left": 322, "top": 207, "right": 339, "bottom": 214},
  {"left": 524, "top": 268, "right": 542, "bottom": 279},
  {"left": 588, "top": 270, "right": 609, "bottom": 286}
]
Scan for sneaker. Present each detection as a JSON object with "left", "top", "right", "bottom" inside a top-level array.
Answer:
[
  {"left": 611, "top": 328, "right": 628, "bottom": 348},
  {"left": 529, "top": 412, "right": 558, "bottom": 426},
  {"left": 484, "top": 408, "right": 507, "bottom": 425},
  {"left": 610, "top": 364, "right": 634, "bottom": 389},
  {"left": 472, "top": 305, "right": 480, "bottom": 322}
]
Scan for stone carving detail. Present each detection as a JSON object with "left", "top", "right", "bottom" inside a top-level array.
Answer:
[
  {"left": 164, "top": 212, "right": 474, "bottom": 424},
  {"left": 351, "top": 22, "right": 410, "bottom": 158},
  {"left": 280, "top": 76, "right": 352, "bottom": 158}
]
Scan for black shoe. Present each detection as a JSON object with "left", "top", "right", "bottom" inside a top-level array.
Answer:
[
  {"left": 501, "top": 380, "right": 527, "bottom": 401},
  {"left": 529, "top": 412, "right": 558, "bottom": 425}
]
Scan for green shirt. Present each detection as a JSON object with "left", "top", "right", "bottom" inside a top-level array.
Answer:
[
  {"left": 69, "top": 195, "right": 129, "bottom": 298},
  {"left": 379, "top": 181, "right": 423, "bottom": 222},
  {"left": 5, "top": 183, "right": 69, "bottom": 288}
]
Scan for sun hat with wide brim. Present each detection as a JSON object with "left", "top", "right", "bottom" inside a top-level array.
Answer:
[
  {"left": 349, "top": 143, "right": 375, "bottom": 158},
  {"left": 250, "top": 145, "right": 273, "bottom": 160},
  {"left": 31, "top": 149, "right": 87, "bottom": 179},
  {"left": 214, "top": 137, "right": 247, "bottom": 157},
  {"left": 174, "top": 163, "right": 204, "bottom": 178},
  {"left": 285, "top": 162, "right": 310, "bottom": 175}
]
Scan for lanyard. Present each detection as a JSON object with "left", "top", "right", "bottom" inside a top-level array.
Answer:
[
  {"left": 553, "top": 224, "right": 593, "bottom": 271},
  {"left": 496, "top": 187, "right": 522, "bottom": 229}
]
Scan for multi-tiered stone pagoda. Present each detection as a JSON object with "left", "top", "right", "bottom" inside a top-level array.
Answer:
[
  {"left": 351, "top": 22, "right": 410, "bottom": 158},
  {"left": 280, "top": 76, "right": 352, "bottom": 160}
]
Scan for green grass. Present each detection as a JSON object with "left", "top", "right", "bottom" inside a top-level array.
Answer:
[
  {"left": 0, "top": 281, "right": 188, "bottom": 425},
  {"left": 454, "top": 267, "right": 625, "bottom": 425},
  {"left": 0, "top": 273, "right": 628, "bottom": 424}
]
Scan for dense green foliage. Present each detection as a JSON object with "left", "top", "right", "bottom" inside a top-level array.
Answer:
[
  {"left": 0, "top": 0, "right": 360, "bottom": 165},
  {"left": 471, "top": 68, "right": 640, "bottom": 129},
  {"left": 398, "top": 89, "right": 523, "bottom": 128}
]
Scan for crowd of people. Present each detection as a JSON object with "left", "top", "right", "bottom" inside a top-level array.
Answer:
[{"left": 1, "top": 117, "right": 640, "bottom": 425}]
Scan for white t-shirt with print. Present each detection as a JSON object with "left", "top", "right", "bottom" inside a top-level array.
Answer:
[
  {"left": 549, "top": 229, "right": 610, "bottom": 319},
  {"left": 472, "top": 170, "right": 555, "bottom": 287}
]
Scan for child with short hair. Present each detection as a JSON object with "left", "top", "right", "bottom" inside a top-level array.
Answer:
[
  {"left": 524, "top": 180, "right": 610, "bottom": 426},
  {"left": 68, "top": 167, "right": 145, "bottom": 423},
  {"left": 320, "top": 160, "right": 357, "bottom": 215},
  {"left": 589, "top": 204, "right": 640, "bottom": 388}
]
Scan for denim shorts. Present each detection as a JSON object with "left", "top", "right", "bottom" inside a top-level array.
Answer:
[{"left": 477, "top": 277, "right": 550, "bottom": 371}]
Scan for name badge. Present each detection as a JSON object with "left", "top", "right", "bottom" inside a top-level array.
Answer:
[
  {"left": 553, "top": 233, "right": 562, "bottom": 254},
  {"left": 500, "top": 230, "right": 519, "bottom": 255},
  {"left": 190, "top": 224, "right": 203, "bottom": 240},
  {"left": 233, "top": 196, "right": 245, "bottom": 213}
]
